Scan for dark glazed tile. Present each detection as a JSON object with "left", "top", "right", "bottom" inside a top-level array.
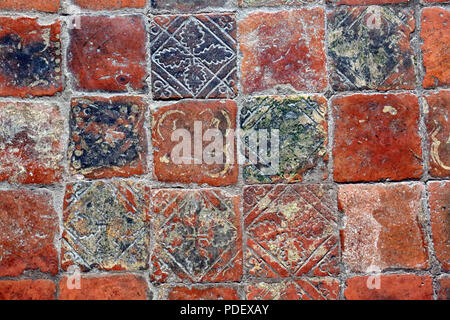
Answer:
[
  {"left": 152, "top": 0, "right": 232, "bottom": 12},
  {"left": 150, "top": 13, "right": 237, "bottom": 100}
]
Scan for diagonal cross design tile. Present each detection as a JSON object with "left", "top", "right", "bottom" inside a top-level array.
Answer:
[
  {"left": 150, "top": 13, "right": 237, "bottom": 100},
  {"left": 151, "top": 189, "right": 242, "bottom": 283},
  {"left": 244, "top": 184, "right": 339, "bottom": 279},
  {"left": 328, "top": 6, "right": 415, "bottom": 91},
  {"left": 62, "top": 181, "right": 151, "bottom": 272}
]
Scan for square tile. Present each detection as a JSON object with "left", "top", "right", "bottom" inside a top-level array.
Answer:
[
  {"left": 240, "top": 95, "right": 328, "bottom": 184},
  {"left": 244, "top": 184, "right": 339, "bottom": 278},
  {"left": 62, "top": 181, "right": 151, "bottom": 271},
  {"left": 0, "top": 18, "right": 62, "bottom": 97},
  {"left": 152, "top": 100, "right": 238, "bottom": 186},
  {"left": 151, "top": 189, "right": 242, "bottom": 283},
  {"left": 69, "top": 96, "right": 147, "bottom": 179},
  {"left": 328, "top": 7, "right": 415, "bottom": 91},
  {"left": 150, "top": 13, "right": 237, "bottom": 99}
]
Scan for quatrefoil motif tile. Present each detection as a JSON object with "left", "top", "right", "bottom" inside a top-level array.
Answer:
[{"left": 150, "top": 13, "right": 237, "bottom": 100}]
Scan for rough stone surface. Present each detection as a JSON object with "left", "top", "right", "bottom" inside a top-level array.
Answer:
[
  {"left": 424, "top": 91, "right": 450, "bottom": 178},
  {"left": 332, "top": 93, "right": 423, "bottom": 182},
  {"left": 328, "top": 7, "right": 415, "bottom": 91},
  {"left": 0, "top": 190, "right": 58, "bottom": 277},
  {"left": 244, "top": 184, "right": 339, "bottom": 278},
  {"left": 239, "top": 9, "right": 326, "bottom": 94},
  {"left": 151, "top": 13, "right": 236, "bottom": 100},
  {"left": 151, "top": 189, "right": 242, "bottom": 283},
  {"left": 69, "top": 96, "right": 147, "bottom": 179},
  {"left": 152, "top": 100, "right": 237, "bottom": 186},
  {"left": 339, "top": 183, "right": 428, "bottom": 272},
  {"left": 240, "top": 96, "right": 328, "bottom": 184},
  {"left": 152, "top": 0, "right": 232, "bottom": 11},
  {"left": 68, "top": 15, "right": 147, "bottom": 92},
  {"left": 74, "top": 0, "right": 146, "bottom": 10},
  {"left": 59, "top": 275, "right": 148, "bottom": 300},
  {"left": 0, "top": 18, "right": 62, "bottom": 97},
  {"left": 164, "top": 286, "right": 239, "bottom": 300},
  {"left": 428, "top": 181, "right": 450, "bottom": 271},
  {"left": 0, "top": 102, "right": 64, "bottom": 184},
  {"left": 345, "top": 275, "right": 433, "bottom": 300},
  {"left": 421, "top": 8, "right": 450, "bottom": 88},
  {"left": 247, "top": 279, "right": 339, "bottom": 300},
  {"left": 0, "top": 0, "right": 59, "bottom": 12},
  {"left": 437, "top": 277, "right": 450, "bottom": 300},
  {"left": 0, "top": 280, "right": 56, "bottom": 300},
  {"left": 61, "top": 181, "right": 151, "bottom": 272}
]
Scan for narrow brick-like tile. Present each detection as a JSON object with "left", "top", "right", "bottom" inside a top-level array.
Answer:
[
  {"left": 69, "top": 96, "right": 147, "bottom": 179},
  {"left": 328, "top": 7, "right": 415, "bottom": 91},
  {"left": 239, "top": 9, "right": 326, "bottom": 94},
  {"left": 428, "top": 181, "right": 450, "bottom": 271},
  {"left": 161, "top": 286, "right": 239, "bottom": 300},
  {"left": 0, "top": 0, "right": 59, "bottom": 12},
  {"left": 247, "top": 279, "right": 339, "bottom": 300},
  {"left": 0, "top": 190, "right": 58, "bottom": 277},
  {"left": 151, "top": 14, "right": 237, "bottom": 100},
  {"left": 332, "top": 93, "right": 422, "bottom": 183},
  {"left": 327, "top": 0, "right": 408, "bottom": 4},
  {"left": 244, "top": 184, "right": 339, "bottom": 278},
  {"left": 0, "top": 280, "right": 56, "bottom": 300},
  {"left": 345, "top": 275, "right": 433, "bottom": 300},
  {"left": 59, "top": 275, "right": 148, "bottom": 300},
  {"left": 68, "top": 15, "right": 147, "bottom": 92},
  {"left": 424, "top": 91, "right": 450, "bottom": 178},
  {"left": 339, "top": 183, "right": 428, "bottom": 272},
  {"left": 240, "top": 96, "right": 328, "bottom": 184},
  {"left": 152, "top": 100, "right": 237, "bottom": 186},
  {"left": 74, "top": 0, "right": 146, "bottom": 10},
  {"left": 151, "top": 189, "right": 242, "bottom": 283},
  {"left": 437, "top": 277, "right": 450, "bottom": 300},
  {"left": 239, "top": 0, "right": 318, "bottom": 6},
  {"left": 0, "top": 18, "right": 62, "bottom": 97},
  {"left": 152, "top": 0, "right": 232, "bottom": 11},
  {"left": 61, "top": 181, "right": 150, "bottom": 272},
  {"left": 421, "top": 8, "right": 450, "bottom": 88},
  {"left": 0, "top": 102, "right": 64, "bottom": 184}
]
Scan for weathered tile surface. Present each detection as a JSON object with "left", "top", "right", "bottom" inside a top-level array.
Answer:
[
  {"left": 244, "top": 184, "right": 339, "bottom": 278},
  {"left": 240, "top": 96, "right": 328, "bottom": 184},
  {"left": 247, "top": 279, "right": 339, "bottom": 300},
  {"left": 152, "top": 100, "right": 237, "bottom": 186},
  {"left": 239, "top": 0, "right": 318, "bottom": 6},
  {"left": 345, "top": 275, "right": 433, "bottom": 300},
  {"left": 339, "top": 183, "right": 428, "bottom": 272},
  {"left": 0, "top": 102, "right": 64, "bottom": 184},
  {"left": 328, "top": 7, "right": 415, "bottom": 91},
  {"left": 424, "top": 91, "right": 450, "bottom": 178},
  {"left": 61, "top": 181, "right": 151, "bottom": 272},
  {"left": 74, "top": 0, "right": 146, "bottom": 10},
  {"left": 151, "top": 189, "right": 242, "bottom": 283},
  {"left": 151, "top": 14, "right": 237, "bottom": 99},
  {"left": 0, "top": 190, "right": 58, "bottom": 277},
  {"left": 428, "top": 181, "right": 450, "bottom": 271},
  {"left": 327, "top": 0, "right": 408, "bottom": 4},
  {"left": 438, "top": 277, "right": 450, "bottom": 300},
  {"left": 332, "top": 93, "right": 423, "bottom": 182},
  {"left": 163, "top": 286, "right": 239, "bottom": 300},
  {"left": 421, "top": 8, "right": 450, "bottom": 88},
  {"left": 69, "top": 96, "right": 147, "bottom": 179},
  {"left": 0, "top": 280, "right": 56, "bottom": 300},
  {"left": 0, "top": 0, "right": 59, "bottom": 12},
  {"left": 59, "top": 275, "right": 148, "bottom": 300},
  {"left": 68, "top": 15, "right": 147, "bottom": 92},
  {"left": 0, "top": 18, "right": 62, "bottom": 97},
  {"left": 239, "top": 9, "right": 326, "bottom": 94}
]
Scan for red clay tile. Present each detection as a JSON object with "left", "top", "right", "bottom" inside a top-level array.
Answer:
[
  {"left": 0, "top": 0, "right": 59, "bottom": 12},
  {"left": 74, "top": 0, "right": 146, "bottom": 10},
  {"left": 0, "top": 280, "right": 56, "bottom": 300},
  {"left": 166, "top": 286, "right": 239, "bottom": 300}
]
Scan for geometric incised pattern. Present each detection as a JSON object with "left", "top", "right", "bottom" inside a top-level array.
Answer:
[
  {"left": 240, "top": 96, "right": 328, "bottom": 184},
  {"left": 328, "top": 6, "right": 416, "bottom": 91},
  {"left": 151, "top": 189, "right": 242, "bottom": 283},
  {"left": 244, "top": 184, "right": 339, "bottom": 278},
  {"left": 151, "top": 14, "right": 237, "bottom": 100},
  {"left": 61, "top": 181, "right": 150, "bottom": 272}
]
